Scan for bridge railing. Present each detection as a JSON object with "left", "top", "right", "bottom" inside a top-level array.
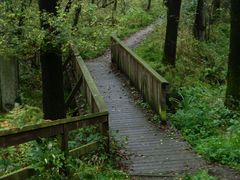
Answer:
[
  {"left": 0, "top": 46, "right": 108, "bottom": 179},
  {"left": 111, "top": 35, "right": 169, "bottom": 123}
]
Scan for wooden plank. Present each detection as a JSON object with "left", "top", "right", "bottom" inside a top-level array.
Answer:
[
  {"left": 0, "top": 112, "right": 107, "bottom": 136},
  {"left": 69, "top": 141, "right": 98, "bottom": 157},
  {"left": 0, "top": 112, "right": 108, "bottom": 147},
  {"left": 62, "top": 53, "right": 72, "bottom": 72}
]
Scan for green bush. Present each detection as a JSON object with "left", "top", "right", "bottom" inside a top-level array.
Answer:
[
  {"left": 184, "top": 169, "right": 216, "bottom": 180},
  {"left": 134, "top": 5, "right": 239, "bottom": 170},
  {"left": 171, "top": 86, "right": 240, "bottom": 169}
]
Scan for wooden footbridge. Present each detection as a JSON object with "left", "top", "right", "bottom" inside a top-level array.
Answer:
[
  {"left": 2, "top": 25, "right": 240, "bottom": 179},
  {"left": 86, "top": 30, "right": 206, "bottom": 178}
]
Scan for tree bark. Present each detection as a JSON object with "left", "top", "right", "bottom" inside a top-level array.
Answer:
[
  {"left": 225, "top": 0, "right": 240, "bottom": 109},
  {"left": 193, "top": 0, "right": 207, "bottom": 41},
  {"left": 162, "top": 0, "right": 182, "bottom": 66},
  {"left": 39, "top": 0, "right": 66, "bottom": 120}
]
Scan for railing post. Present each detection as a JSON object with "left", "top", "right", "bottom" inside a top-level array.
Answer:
[
  {"left": 160, "top": 83, "right": 169, "bottom": 125},
  {"left": 99, "top": 115, "right": 109, "bottom": 152},
  {"left": 59, "top": 124, "right": 69, "bottom": 175}
]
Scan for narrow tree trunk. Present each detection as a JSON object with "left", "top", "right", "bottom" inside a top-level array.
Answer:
[
  {"left": 225, "top": 0, "right": 240, "bottom": 109},
  {"left": 193, "top": 0, "right": 207, "bottom": 41},
  {"left": 147, "top": 0, "right": 152, "bottom": 11},
  {"left": 72, "top": 5, "right": 82, "bottom": 28},
  {"left": 0, "top": 57, "right": 18, "bottom": 112},
  {"left": 162, "top": 0, "right": 182, "bottom": 66},
  {"left": 111, "top": 0, "right": 117, "bottom": 25},
  {"left": 39, "top": 0, "right": 66, "bottom": 120}
]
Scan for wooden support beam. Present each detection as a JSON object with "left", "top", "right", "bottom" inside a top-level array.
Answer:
[
  {"left": 62, "top": 53, "right": 72, "bottom": 72},
  {"left": 65, "top": 75, "right": 83, "bottom": 109},
  {"left": 69, "top": 141, "right": 98, "bottom": 157}
]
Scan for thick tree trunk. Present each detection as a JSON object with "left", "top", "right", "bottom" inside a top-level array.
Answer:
[
  {"left": 193, "top": 0, "right": 207, "bottom": 41},
  {"left": 225, "top": 0, "right": 240, "bottom": 109},
  {"left": 162, "top": 0, "right": 182, "bottom": 66},
  {"left": 39, "top": 0, "right": 66, "bottom": 120}
]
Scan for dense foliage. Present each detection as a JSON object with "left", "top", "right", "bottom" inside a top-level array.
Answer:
[
  {"left": 1, "top": 0, "right": 239, "bottom": 178},
  {"left": 0, "top": 0, "right": 163, "bottom": 178},
  {"left": 135, "top": 0, "right": 240, "bottom": 170}
]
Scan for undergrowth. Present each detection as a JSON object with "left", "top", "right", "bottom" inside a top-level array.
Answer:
[
  {"left": 72, "top": 0, "right": 164, "bottom": 59},
  {"left": 135, "top": 2, "right": 240, "bottom": 170},
  {"left": 183, "top": 169, "right": 216, "bottom": 180},
  {"left": 0, "top": 130, "right": 129, "bottom": 179}
]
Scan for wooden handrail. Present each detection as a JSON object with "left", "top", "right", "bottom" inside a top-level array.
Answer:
[
  {"left": 0, "top": 45, "right": 109, "bottom": 178},
  {"left": 0, "top": 112, "right": 107, "bottom": 147},
  {"left": 111, "top": 35, "right": 169, "bottom": 123},
  {"left": 71, "top": 45, "right": 108, "bottom": 113}
]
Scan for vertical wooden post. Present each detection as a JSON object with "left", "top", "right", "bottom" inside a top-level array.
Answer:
[
  {"left": 160, "top": 83, "right": 169, "bottom": 125},
  {"left": 163, "top": 0, "right": 182, "bottom": 66},
  {"left": 99, "top": 115, "right": 109, "bottom": 152},
  {"left": 58, "top": 124, "right": 69, "bottom": 175},
  {"left": 111, "top": 37, "right": 115, "bottom": 63},
  {"left": 60, "top": 124, "right": 69, "bottom": 154}
]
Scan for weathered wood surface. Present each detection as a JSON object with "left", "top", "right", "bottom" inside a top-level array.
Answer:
[
  {"left": 86, "top": 36, "right": 205, "bottom": 176},
  {"left": 111, "top": 36, "right": 169, "bottom": 122},
  {"left": 0, "top": 112, "right": 108, "bottom": 147},
  {"left": 64, "top": 47, "right": 108, "bottom": 114},
  {"left": 0, "top": 47, "right": 108, "bottom": 148},
  {"left": 71, "top": 46, "right": 108, "bottom": 113}
]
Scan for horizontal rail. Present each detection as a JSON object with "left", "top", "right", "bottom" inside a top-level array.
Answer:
[
  {"left": 69, "top": 141, "right": 98, "bottom": 157},
  {"left": 0, "top": 167, "right": 35, "bottom": 180},
  {"left": 111, "top": 36, "right": 168, "bottom": 84},
  {"left": 0, "top": 112, "right": 108, "bottom": 147},
  {"left": 71, "top": 45, "right": 108, "bottom": 113},
  {"left": 111, "top": 35, "right": 169, "bottom": 123}
]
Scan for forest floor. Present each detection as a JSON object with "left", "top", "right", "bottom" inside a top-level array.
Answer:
[{"left": 87, "top": 22, "right": 240, "bottom": 179}]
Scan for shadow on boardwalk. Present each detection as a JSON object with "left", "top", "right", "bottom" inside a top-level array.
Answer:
[{"left": 86, "top": 25, "right": 240, "bottom": 179}]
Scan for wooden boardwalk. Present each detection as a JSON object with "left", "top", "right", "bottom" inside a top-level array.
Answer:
[{"left": 86, "top": 26, "right": 206, "bottom": 178}]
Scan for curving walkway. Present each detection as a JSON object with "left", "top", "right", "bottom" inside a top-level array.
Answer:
[{"left": 86, "top": 25, "right": 240, "bottom": 179}]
